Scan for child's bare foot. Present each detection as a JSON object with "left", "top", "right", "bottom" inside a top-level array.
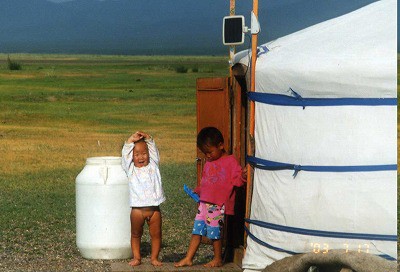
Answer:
[
  {"left": 128, "top": 259, "right": 141, "bottom": 266},
  {"left": 151, "top": 259, "right": 162, "bottom": 266},
  {"left": 174, "top": 257, "right": 193, "bottom": 267},
  {"left": 204, "top": 258, "right": 223, "bottom": 267}
]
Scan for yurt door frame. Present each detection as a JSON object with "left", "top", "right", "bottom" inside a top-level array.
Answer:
[{"left": 196, "top": 76, "right": 247, "bottom": 263}]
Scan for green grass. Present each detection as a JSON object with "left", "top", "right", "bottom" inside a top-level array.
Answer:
[
  {"left": 0, "top": 54, "right": 229, "bottom": 269},
  {"left": 0, "top": 164, "right": 199, "bottom": 261},
  {"left": 0, "top": 53, "right": 397, "bottom": 270}
]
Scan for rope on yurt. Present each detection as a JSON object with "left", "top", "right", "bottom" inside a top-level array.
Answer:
[
  {"left": 247, "top": 156, "right": 397, "bottom": 178},
  {"left": 245, "top": 218, "right": 397, "bottom": 241},
  {"left": 247, "top": 89, "right": 397, "bottom": 108},
  {"left": 243, "top": 224, "right": 298, "bottom": 255},
  {"left": 243, "top": 223, "right": 397, "bottom": 261}
]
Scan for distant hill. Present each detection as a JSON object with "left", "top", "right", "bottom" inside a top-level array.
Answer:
[{"left": 0, "top": 0, "right": 382, "bottom": 55}]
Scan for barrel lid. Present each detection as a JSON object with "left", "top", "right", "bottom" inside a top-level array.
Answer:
[{"left": 85, "top": 156, "right": 122, "bottom": 165}]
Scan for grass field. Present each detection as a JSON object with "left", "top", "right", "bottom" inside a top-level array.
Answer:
[
  {"left": 0, "top": 54, "right": 230, "bottom": 271},
  {"left": 0, "top": 54, "right": 398, "bottom": 271}
]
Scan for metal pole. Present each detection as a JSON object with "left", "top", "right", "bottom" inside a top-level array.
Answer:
[
  {"left": 229, "top": 0, "right": 235, "bottom": 76},
  {"left": 245, "top": 0, "right": 258, "bottom": 248}
]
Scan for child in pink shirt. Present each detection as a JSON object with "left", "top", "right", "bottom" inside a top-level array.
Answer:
[{"left": 175, "top": 127, "right": 246, "bottom": 268}]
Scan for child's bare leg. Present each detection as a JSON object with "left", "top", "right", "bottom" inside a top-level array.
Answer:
[
  {"left": 174, "top": 234, "right": 202, "bottom": 267},
  {"left": 148, "top": 210, "right": 162, "bottom": 266},
  {"left": 129, "top": 208, "right": 144, "bottom": 266},
  {"left": 204, "top": 239, "right": 223, "bottom": 267}
]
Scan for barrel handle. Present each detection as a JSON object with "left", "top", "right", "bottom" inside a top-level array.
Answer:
[{"left": 101, "top": 167, "right": 108, "bottom": 184}]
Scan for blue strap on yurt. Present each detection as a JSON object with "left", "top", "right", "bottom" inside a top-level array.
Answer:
[
  {"left": 247, "top": 90, "right": 397, "bottom": 108},
  {"left": 243, "top": 223, "right": 396, "bottom": 261},
  {"left": 243, "top": 224, "right": 299, "bottom": 255},
  {"left": 245, "top": 218, "right": 397, "bottom": 241},
  {"left": 247, "top": 156, "right": 397, "bottom": 178},
  {"left": 257, "top": 45, "right": 269, "bottom": 57}
]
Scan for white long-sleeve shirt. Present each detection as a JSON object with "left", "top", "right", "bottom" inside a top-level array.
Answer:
[{"left": 121, "top": 138, "right": 166, "bottom": 207}]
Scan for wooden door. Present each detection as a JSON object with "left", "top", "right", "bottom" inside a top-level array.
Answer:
[
  {"left": 196, "top": 77, "right": 231, "bottom": 186},
  {"left": 196, "top": 76, "right": 247, "bottom": 263}
]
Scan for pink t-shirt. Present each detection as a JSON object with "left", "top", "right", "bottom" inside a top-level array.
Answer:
[{"left": 194, "top": 155, "right": 245, "bottom": 215}]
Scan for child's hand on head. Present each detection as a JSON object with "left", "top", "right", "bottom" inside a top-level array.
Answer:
[
  {"left": 137, "top": 131, "right": 150, "bottom": 140},
  {"left": 127, "top": 131, "right": 143, "bottom": 143}
]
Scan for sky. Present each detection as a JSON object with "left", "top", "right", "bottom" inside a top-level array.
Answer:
[
  {"left": 52, "top": 0, "right": 388, "bottom": 53},
  {"left": 1, "top": 0, "right": 393, "bottom": 55}
]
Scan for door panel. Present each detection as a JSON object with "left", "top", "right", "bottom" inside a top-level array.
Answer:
[
  {"left": 196, "top": 77, "right": 231, "bottom": 186},
  {"left": 195, "top": 76, "right": 247, "bottom": 258}
]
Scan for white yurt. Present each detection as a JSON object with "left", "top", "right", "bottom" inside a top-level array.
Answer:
[{"left": 233, "top": 0, "right": 397, "bottom": 270}]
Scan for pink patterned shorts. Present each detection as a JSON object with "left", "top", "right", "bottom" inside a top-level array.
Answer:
[{"left": 192, "top": 202, "right": 225, "bottom": 240}]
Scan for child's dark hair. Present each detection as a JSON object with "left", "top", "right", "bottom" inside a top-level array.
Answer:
[
  {"left": 135, "top": 138, "right": 146, "bottom": 144},
  {"left": 197, "top": 127, "right": 224, "bottom": 148},
  {"left": 132, "top": 138, "right": 146, "bottom": 150}
]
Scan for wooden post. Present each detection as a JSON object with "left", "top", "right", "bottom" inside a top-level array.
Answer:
[
  {"left": 229, "top": 0, "right": 236, "bottom": 80},
  {"left": 244, "top": 0, "right": 259, "bottom": 247}
]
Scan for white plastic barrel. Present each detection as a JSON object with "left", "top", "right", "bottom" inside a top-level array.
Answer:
[{"left": 76, "top": 156, "right": 132, "bottom": 259}]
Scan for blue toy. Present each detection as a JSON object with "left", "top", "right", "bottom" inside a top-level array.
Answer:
[{"left": 183, "top": 184, "right": 200, "bottom": 203}]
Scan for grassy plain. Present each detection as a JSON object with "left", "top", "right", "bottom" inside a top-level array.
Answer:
[
  {"left": 0, "top": 54, "right": 230, "bottom": 271},
  {"left": 0, "top": 54, "right": 398, "bottom": 271}
]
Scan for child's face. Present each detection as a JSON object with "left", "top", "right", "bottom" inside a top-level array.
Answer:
[
  {"left": 200, "top": 142, "right": 225, "bottom": 162},
  {"left": 133, "top": 141, "right": 149, "bottom": 168}
]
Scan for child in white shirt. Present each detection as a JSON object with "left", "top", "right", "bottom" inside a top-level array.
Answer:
[{"left": 121, "top": 131, "right": 165, "bottom": 267}]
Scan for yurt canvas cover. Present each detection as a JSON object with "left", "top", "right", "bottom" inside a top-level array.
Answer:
[{"left": 233, "top": 0, "right": 397, "bottom": 270}]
